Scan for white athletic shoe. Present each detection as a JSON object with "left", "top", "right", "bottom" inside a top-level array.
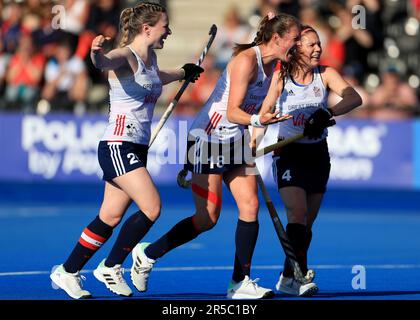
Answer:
[
  {"left": 50, "top": 264, "right": 92, "bottom": 299},
  {"left": 227, "top": 276, "right": 274, "bottom": 300},
  {"left": 131, "top": 242, "right": 156, "bottom": 292},
  {"left": 275, "top": 272, "right": 319, "bottom": 297},
  {"left": 93, "top": 259, "right": 133, "bottom": 297}
]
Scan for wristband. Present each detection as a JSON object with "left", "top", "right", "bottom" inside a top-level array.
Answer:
[{"left": 250, "top": 114, "right": 265, "bottom": 128}]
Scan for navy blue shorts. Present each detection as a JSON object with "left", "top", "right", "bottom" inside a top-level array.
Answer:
[
  {"left": 184, "top": 134, "right": 254, "bottom": 175},
  {"left": 98, "top": 141, "right": 148, "bottom": 181},
  {"left": 272, "top": 139, "right": 331, "bottom": 194}
]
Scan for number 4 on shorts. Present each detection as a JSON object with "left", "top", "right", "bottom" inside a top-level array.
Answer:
[{"left": 282, "top": 169, "right": 292, "bottom": 181}]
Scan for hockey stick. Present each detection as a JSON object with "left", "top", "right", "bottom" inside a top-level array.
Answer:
[
  {"left": 255, "top": 173, "right": 310, "bottom": 284},
  {"left": 149, "top": 24, "right": 218, "bottom": 147},
  {"left": 255, "top": 133, "right": 303, "bottom": 158},
  {"left": 177, "top": 121, "right": 335, "bottom": 188},
  {"left": 255, "top": 119, "right": 336, "bottom": 158}
]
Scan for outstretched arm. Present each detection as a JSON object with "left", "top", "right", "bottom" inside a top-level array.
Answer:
[{"left": 159, "top": 64, "right": 204, "bottom": 86}]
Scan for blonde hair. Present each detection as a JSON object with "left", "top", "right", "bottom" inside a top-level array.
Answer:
[
  {"left": 118, "top": 2, "right": 166, "bottom": 48},
  {"left": 233, "top": 13, "right": 300, "bottom": 56}
]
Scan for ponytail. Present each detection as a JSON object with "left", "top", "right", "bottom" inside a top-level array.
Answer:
[{"left": 233, "top": 13, "right": 300, "bottom": 56}]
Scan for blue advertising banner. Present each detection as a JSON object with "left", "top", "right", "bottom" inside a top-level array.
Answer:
[
  {"left": 327, "top": 120, "right": 413, "bottom": 188},
  {"left": 0, "top": 113, "right": 416, "bottom": 189}
]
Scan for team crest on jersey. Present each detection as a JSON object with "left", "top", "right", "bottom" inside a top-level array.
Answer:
[
  {"left": 313, "top": 86, "right": 321, "bottom": 97},
  {"left": 126, "top": 123, "right": 138, "bottom": 137},
  {"left": 256, "top": 81, "right": 263, "bottom": 87}
]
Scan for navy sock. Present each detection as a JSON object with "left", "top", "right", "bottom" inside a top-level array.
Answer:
[
  {"left": 105, "top": 210, "right": 154, "bottom": 267},
  {"left": 63, "top": 216, "right": 113, "bottom": 273},
  {"left": 283, "top": 223, "right": 307, "bottom": 277},
  {"left": 232, "top": 219, "right": 259, "bottom": 283},
  {"left": 303, "top": 228, "right": 313, "bottom": 271},
  {"left": 145, "top": 216, "right": 200, "bottom": 260}
]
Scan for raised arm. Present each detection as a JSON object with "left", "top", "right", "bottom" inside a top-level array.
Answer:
[{"left": 90, "top": 35, "right": 129, "bottom": 71}]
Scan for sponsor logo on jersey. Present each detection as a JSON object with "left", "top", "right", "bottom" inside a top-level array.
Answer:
[
  {"left": 292, "top": 113, "right": 306, "bottom": 126},
  {"left": 287, "top": 89, "right": 295, "bottom": 96}
]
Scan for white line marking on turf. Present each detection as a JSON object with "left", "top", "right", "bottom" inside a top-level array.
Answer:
[{"left": 2, "top": 264, "right": 420, "bottom": 277}]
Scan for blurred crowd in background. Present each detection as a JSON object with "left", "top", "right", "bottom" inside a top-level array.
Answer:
[{"left": 0, "top": 0, "right": 419, "bottom": 119}]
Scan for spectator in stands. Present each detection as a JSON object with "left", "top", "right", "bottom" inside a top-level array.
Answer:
[
  {"left": 4, "top": 33, "right": 45, "bottom": 113},
  {"left": 371, "top": 66, "right": 418, "bottom": 119},
  {"left": 60, "top": 0, "right": 91, "bottom": 50},
  {"left": 32, "top": 1, "right": 65, "bottom": 59},
  {"left": 0, "top": 35, "right": 9, "bottom": 101},
  {"left": 318, "top": 22, "right": 345, "bottom": 72},
  {"left": 40, "top": 40, "right": 88, "bottom": 114},
  {"left": 331, "top": 0, "right": 382, "bottom": 82},
  {"left": 412, "top": 0, "right": 420, "bottom": 20},
  {"left": 2, "top": 1, "right": 23, "bottom": 54},
  {"left": 213, "top": 6, "right": 250, "bottom": 71},
  {"left": 22, "top": 0, "right": 43, "bottom": 32},
  {"left": 74, "top": 0, "right": 122, "bottom": 112}
]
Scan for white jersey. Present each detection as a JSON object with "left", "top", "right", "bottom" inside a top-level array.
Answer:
[
  {"left": 101, "top": 47, "right": 162, "bottom": 145},
  {"left": 276, "top": 67, "right": 329, "bottom": 144},
  {"left": 189, "top": 46, "right": 272, "bottom": 143}
]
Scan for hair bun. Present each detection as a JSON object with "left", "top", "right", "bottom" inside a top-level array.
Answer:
[{"left": 267, "top": 12, "right": 276, "bottom": 20}]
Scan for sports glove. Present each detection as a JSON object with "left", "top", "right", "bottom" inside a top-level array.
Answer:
[
  {"left": 182, "top": 63, "right": 204, "bottom": 83},
  {"left": 303, "top": 108, "right": 335, "bottom": 139}
]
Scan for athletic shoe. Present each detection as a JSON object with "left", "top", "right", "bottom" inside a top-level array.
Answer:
[
  {"left": 93, "top": 259, "right": 133, "bottom": 297},
  {"left": 227, "top": 276, "right": 274, "bottom": 299},
  {"left": 131, "top": 242, "right": 156, "bottom": 292},
  {"left": 50, "top": 264, "right": 92, "bottom": 299},
  {"left": 275, "top": 272, "right": 319, "bottom": 297}
]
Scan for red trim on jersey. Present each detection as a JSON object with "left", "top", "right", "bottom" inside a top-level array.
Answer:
[
  {"left": 205, "top": 112, "right": 222, "bottom": 135},
  {"left": 192, "top": 183, "right": 222, "bottom": 208},
  {"left": 118, "top": 115, "right": 126, "bottom": 136},
  {"left": 205, "top": 112, "right": 218, "bottom": 133},
  {"left": 212, "top": 114, "right": 222, "bottom": 130},
  {"left": 113, "top": 115, "right": 126, "bottom": 136},
  {"left": 113, "top": 115, "right": 121, "bottom": 135}
]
